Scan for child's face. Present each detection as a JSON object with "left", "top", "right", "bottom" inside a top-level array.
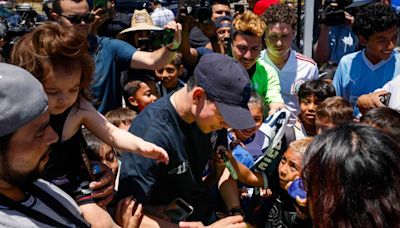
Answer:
[
  {"left": 131, "top": 82, "right": 157, "bottom": 111},
  {"left": 299, "top": 94, "right": 318, "bottom": 126},
  {"left": 233, "top": 102, "right": 263, "bottom": 141},
  {"left": 315, "top": 116, "right": 335, "bottom": 134},
  {"left": 98, "top": 144, "right": 119, "bottom": 175},
  {"left": 155, "top": 64, "right": 182, "bottom": 89},
  {"left": 42, "top": 64, "right": 81, "bottom": 115},
  {"left": 278, "top": 148, "right": 302, "bottom": 189},
  {"left": 362, "top": 26, "right": 397, "bottom": 64}
]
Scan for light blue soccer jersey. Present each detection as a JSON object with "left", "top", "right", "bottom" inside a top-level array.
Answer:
[{"left": 333, "top": 49, "right": 400, "bottom": 116}]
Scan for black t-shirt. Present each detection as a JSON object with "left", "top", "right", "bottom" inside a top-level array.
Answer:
[{"left": 118, "top": 93, "right": 215, "bottom": 224}]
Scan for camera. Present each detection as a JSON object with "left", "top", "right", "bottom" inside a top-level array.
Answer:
[
  {"left": 320, "top": 0, "right": 346, "bottom": 26},
  {"left": 125, "top": 29, "right": 174, "bottom": 51},
  {"left": 178, "top": 0, "right": 211, "bottom": 24}
]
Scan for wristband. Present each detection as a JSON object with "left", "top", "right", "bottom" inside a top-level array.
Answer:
[
  {"left": 167, "top": 40, "right": 180, "bottom": 52},
  {"left": 167, "top": 45, "right": 179, "bottom": 52}
]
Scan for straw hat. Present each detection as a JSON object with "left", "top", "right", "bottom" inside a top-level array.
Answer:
[{"left": 119, "top": 9, "right": 162, "bottom": 34}]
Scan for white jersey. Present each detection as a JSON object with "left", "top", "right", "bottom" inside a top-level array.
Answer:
[
  {"left": 377, "top": 75, "right": 400, "bottom": 111},
  {"left": 260, "top": 49, "right": 319, "bottom": 122}
]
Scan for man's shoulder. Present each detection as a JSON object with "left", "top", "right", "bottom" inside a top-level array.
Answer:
[{"left": 131, "top": 96, "right": 178, "bottom": 137}]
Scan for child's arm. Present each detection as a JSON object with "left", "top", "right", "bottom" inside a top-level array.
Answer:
[
  {"left": 224, "top": 148, "right": 267, "bottom": 188},
  {"left": 78, "top": 99, "right": 169, "bottom": 164}
]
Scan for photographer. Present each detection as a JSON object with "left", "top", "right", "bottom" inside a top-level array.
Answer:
[
  {"left": 313, "top": 0, "right": 366, "bottom": 65},
  {"left": 189, "top": 0, "right": 231, "bottom": 48}
]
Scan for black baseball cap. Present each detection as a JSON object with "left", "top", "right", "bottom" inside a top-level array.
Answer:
[{"left": 194, "top": 53, "right": 255, "bottom": 130}]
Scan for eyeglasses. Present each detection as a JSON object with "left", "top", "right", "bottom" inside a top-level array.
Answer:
[{"left": 60, "top": 13, "right": 95, "bottom": 25}]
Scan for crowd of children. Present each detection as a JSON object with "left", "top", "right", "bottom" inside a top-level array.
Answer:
[{"left": 1, "top": 0, "right": 400, "bottom": 227}]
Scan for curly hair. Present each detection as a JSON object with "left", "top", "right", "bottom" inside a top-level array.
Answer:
[
  {"left": 262, "top": 3, "right": 297, "bottom": 30},
  {"left": 353, "top": 3, "right": 398, "bottom": 40},
  {"left": 10, "top": 22, "right": 94, "bottom": 101},
  {"left": 232, "top": 10, "right": 266, "bottom": 38},
  {"left": 302, "top": 124, "right": 400, "bottom": 228}
]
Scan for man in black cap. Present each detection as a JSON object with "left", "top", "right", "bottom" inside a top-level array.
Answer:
[
  {"left": 0, "top": 63, "right": 90, "bottom": 227},
  {"left": 118, "top": 53, "right": 255, "bottom": 225}
]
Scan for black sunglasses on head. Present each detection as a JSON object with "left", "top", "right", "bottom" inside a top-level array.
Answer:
[{"left": 60, "top": 13, "right": 95, "bottom": 25}]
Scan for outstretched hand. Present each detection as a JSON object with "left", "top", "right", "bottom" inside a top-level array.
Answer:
[{"left": 137, "top": 140, "right": 169, "bottom": 164}]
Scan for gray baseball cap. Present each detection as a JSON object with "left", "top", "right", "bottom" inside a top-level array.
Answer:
[{"left": 0, "top": 63, "right": 48, "bottom": 137}]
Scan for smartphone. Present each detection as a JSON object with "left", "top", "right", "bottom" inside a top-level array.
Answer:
[
  {"left": 379, "top": 92, "right": 391, "bottom": 106},
  {"left": 164, "top": 198, "right": 194, "bottom": 223},
  {"left": 287, "top": 178, "right": 307, "bottom": 200},
  {"left": 150, "top": 29, "right": 175, "bottom": 49},
  {"left": 234, "top": 4, "right": 245, "bottom": 14}
]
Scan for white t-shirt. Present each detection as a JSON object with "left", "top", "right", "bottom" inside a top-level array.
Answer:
[
  {"left": 0, "top": 179, "right": 84, "bottom": 228},
  {"left": 377, "top": 75, "right": 400, "bottom": 111},
  {"left": 260, "top": 49, "right": 319, "bottom": 122}
]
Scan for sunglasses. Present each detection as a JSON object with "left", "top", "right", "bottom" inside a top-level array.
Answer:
[{"left": 60, "top": 13, "right": 95, "bottom": 25}]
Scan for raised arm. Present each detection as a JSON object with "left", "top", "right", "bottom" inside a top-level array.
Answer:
[{"left": 131, "top": 21, "right": 182, "bottom": 70}]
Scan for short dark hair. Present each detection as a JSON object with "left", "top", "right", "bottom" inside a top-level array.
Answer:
[
  {"left": 298, "top": 79, "right": 336, "bottom": 102},
  {"left": 210, "top": 0, "right": 230, "bottom": 7},
  {"left": 262, "top": 4, "right": 297, "bottom": 30},
  {"left": 52, "top": 0, "right": 84, "bottom": 15},
  {"left": 302, "top": 124, "right": 400, "bottom": 228},
  {"left": 353, "top": 3, "right": 398, "bottom": 40},
  {"left": 360, "top": 107, "right": 400, "bottom": 140}
]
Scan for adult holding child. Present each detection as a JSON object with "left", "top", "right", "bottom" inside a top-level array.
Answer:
[
  {"left": 10, "top": 22, "right": 168, "bottom": 227},
  {"left": 0, "top": 63, "right": 141, "bottom": 228}
]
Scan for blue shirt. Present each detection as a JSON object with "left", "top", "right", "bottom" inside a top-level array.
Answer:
[
  {"left": 89, "top": 36, "right": 136, "bottom": 114},
  {"left": 333, "top": 49, "right": 400, "bottom": 116},
  {"left": 328, "top": 25, "right": 358, "bottom": 64}
]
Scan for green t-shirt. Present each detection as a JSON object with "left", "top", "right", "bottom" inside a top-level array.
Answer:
[{"left": 251, "top": 60, "right": 284, "bottom": 109}]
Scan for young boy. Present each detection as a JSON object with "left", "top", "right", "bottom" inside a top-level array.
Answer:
[
  {"left": 105, "top": 107, "right": 137, "bottom": 131},
  {"left": 154, "top": 52, "right": 185, "bottom": 97},
  {"left": 295, "top": 80, "right": 336, "bottom": 136},
  {"left": 260, "top": 4, "right": 319, "bottom": 122},
  {"left": 225, "top": 137, "right": 314, "bottom": 227},
  {"left": 122, "top": 77, "right": 157, "bottom": 113},
  {"left": 315, "top": 96, "right": 354, "bottom": 134},
  {"left": 333, "top": 3, "right": 400, "bottom": 117},
  {"left": 229, "top": 91, "right": 266, "bottom": 168}
]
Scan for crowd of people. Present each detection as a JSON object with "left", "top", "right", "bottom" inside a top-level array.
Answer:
[{"left": 0, "top": 0, "right": 400, "bottom": 227}]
